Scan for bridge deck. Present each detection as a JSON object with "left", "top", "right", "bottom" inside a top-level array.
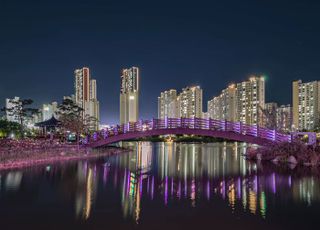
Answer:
[{"left": 85, "top": 118, "right": 292, "bottom": 148}]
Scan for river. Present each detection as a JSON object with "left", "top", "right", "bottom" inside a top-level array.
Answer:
[{"left": 0, "top": 142, "right": 319, "bottom": 229}]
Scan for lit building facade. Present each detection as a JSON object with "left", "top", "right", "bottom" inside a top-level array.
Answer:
[
  {"left": 5, "top": 96, "right": 21, "bottom": 123},
  {"left": 42, "top": 102, "right": 58, "bottom": 121},
  {"left": 158, "top": 89, "right": 179, "bottom": 119},
  {"left": 74, "top": 67, "right": 100, "bottom": 130},
  {"left": 208, "top": 84, "right": 237, "bottom": 122},
  {"left": 236, "top": 76, "right": 265, "bottom": 125},
  {"left": 207, "top": 76, "right": 265, "bottom": 126},
  {"left": 277, "top": 104, "right": 292, "bottom": 132},
  {"left": 292, "top": 80, "right": 320, "bottom": 131},
  {"left": 208, "top": 96, "right": 221, "bottom": 120},
  {"left": 120, "top": 67, "right": 139, "bottom": 124},
  {"left": 179, "top": 86, "right": 203, "bottom": 118}
]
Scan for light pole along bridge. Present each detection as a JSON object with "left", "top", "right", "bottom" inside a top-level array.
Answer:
[{"left": 84, "top": 117, "right": 293, "bottom": 148}]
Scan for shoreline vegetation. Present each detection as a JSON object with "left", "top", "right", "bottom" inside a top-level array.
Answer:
[
  {"left": 246, "top": 141, "right": 320, "bottom": 167},
  {"left": 2, "top": 135, "right": 320, "bottom": 171},
  {"left": 0, "top": 139, "right": 130, "bottom": 170}
]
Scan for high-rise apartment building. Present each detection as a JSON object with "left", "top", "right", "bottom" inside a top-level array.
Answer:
[
  {"left": 292, "top": 80, "right": 320, "bottom": 131},
  {"left": 42, "top": 102, "right": 58, "bottom": 121},
  {"left": 208, "top": 84, "right": 237, "bottom": 122},
  {"left": 208, "top": 96, "right": 221, "bottom": 120},
  {"left": 5, "top": 96, "right": 21, "bottom": 123},
  {"left": 158, "top": 89, "right": 179, "bottom": 119},
  {"left": 74, "top": 67, "right": 100, "bottom": 130},
  {"left": 207, "top": 76, "right": 265, "bottom": 126},
  {"left": 179, "top": 86, "right": 203, "bottom": 118},
  {"left": 236, "top": 76, "right": 265, "bottom": 125},
  {"left": 120, "top": 67, "right": 139, "bottom": 124},
  {"left": 277, "top": 104, "right": 292, "bottom": 132}
]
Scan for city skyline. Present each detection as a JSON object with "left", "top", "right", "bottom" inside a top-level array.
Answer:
[{"left": 1, "top": 0, "right": 320, "bottom": 124}]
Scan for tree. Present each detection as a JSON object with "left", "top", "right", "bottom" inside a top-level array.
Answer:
[
  {"left": 57, "top": 99, "right": 97, "bottom": 146},
  {"left": 0, "top": 119, "right": 22, "bottom": 138},
  {"left": 259, "top": 105, "right": 277, "bottom": 130},
  {"left": 1, "top": 98, "right": 38, "bottom": 137},
  {"left": 57, "top": 98, "right": 84, "bottom": 136}
]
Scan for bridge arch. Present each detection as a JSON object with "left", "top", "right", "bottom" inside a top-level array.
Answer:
[{"left": 86, "top": 118, "right": 292, "bottom": 148}]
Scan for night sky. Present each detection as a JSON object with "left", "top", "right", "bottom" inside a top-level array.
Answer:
[{"left": 1, "top": 0, "right": 320, "bottom": 124}]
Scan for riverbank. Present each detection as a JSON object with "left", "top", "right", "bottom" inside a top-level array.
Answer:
[
  {"left": 0, "top": 146, "right": 130, "bottom": 171},
  {"left": 246, "top": 141, "right": 320, "bottom": 167}
]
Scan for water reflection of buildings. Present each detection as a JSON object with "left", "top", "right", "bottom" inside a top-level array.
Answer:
[
  {"left": 4, "top": 172, "right": 23, "bottom": 191},
  {"left": 121, "top": 142, "right": 153, "bottom": 223},
  {"left": 75, "top": 161, "right": 98, "bottom": 220},
  {"left": 1, "top": 142, "right": 320, "bottom": 224},
  {"left": 111, "top": 142, "right": 320, "bottom": 221}
]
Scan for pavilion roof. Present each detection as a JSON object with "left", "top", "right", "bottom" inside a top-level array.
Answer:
[{"left": 35, "top": 116, "right": 61, "bottom": 128}]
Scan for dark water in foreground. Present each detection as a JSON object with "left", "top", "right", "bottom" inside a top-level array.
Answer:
[{"left": 0, "top": 142, "right": 320, "bottom": 230}]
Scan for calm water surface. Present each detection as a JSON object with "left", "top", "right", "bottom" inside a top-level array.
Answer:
[{"left": 0, "top": 142, "right": 320, "bottom": 230}]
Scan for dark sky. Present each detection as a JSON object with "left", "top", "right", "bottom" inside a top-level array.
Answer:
[{"left": 1, "top": 0, "right": 320, "bottom": 124}]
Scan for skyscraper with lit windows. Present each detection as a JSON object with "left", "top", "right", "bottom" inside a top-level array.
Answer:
[
  {"left": 208, "top": 84, "right": 237, "bottom": 122},
  {"left": 120, "top": 67, "right": 140, "bottom": 124},
  {"left": 292, "top": 80, "right": 320, "bottom": 131},
  {"left": 42, "top": 102, "right": 58, "bottom": 121},
  {"left": 207, "top": 76, "right": 265, "bottom": 126},
  {"left": 74, "top": 67, "right": 100, "bottom": 130},
  {"left": 179, "top": 86, "right": 203, "bottom": 118},
  {"left": 236, "top": 76, "right": 265, "bottom": 125},
  {"left": 158, "top": 89, "right": 179, "bottom": 119}
]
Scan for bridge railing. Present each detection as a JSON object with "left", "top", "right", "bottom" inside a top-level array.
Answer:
[{"left": 87, "top": 117, "right": 292, "bottom": 145}]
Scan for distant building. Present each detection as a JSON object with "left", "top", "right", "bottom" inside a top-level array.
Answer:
[
  {"left": 42, "top": 102, "right": 58, "bottom": 121},
  {"left": 120, "top": 67, "right": 139, "bottom": 124},
  {"left": 277, "top": 104, "right": 292, "bottom": 132},
  {"left": 262, "top": 102, "right": 278, "bottom": 129},
  {"left": 207, "top": 76, "right": 265, "bottom": 126},
  {"left": 292, "top": 80, "right": 320, "bottom": 131},
  {"left": 5, "top": 97, "right": 20, "bottom": 123},
  {"left": 158, "top": 89, "right": 179, "bottom": 119},
  {"left": 208, "top": 84, "right": 237, "bottom": 122},
  {"left": 74, "top": 67, "right": 100, "bottom": 130},
  {"left": 236, "top": 76, "right": 265, "bottom": 125},
  {"left": 179, "top": 86, "right": 203, "bottom": 118},
  {"left": 208, "top": 96, "right": 221, "bottom": 120}
]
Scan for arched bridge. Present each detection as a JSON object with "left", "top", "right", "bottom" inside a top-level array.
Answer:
[{"left": 84, "top": 118, "right": 292, "bottom": 148}]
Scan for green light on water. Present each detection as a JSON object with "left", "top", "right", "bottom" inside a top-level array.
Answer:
[{"left": 260, "top": 192, "right": 267, "bottom": 218}]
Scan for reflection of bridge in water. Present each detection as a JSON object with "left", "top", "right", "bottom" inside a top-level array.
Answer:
[
  {"left": 105, "top": 142, "right": 320, "bottom": 222},
  {"left": 1, "top": 142, "right": 319, "bottom": 223},
  {"left": 85, "top": 118, "right": 293, "bottom": 147}
]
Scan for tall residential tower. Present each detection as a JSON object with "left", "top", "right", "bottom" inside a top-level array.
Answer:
[
  {"left": 158, "top": 89, "right": 179, "bottom": 119},
  {"left": 74, "top": 67, "right": 100, "bottom": 130},
  {"left": 292, "top": 80, "right": 320, "bottom": 131},
  {"left": 120, "top": 67, "right": 140, "bottom": 124},
  {"left": 207, "top": 76, "right": 265, "bottom": 126},
  {"left": 179, "top": 86, "right": 203, "bottom": 118},
  {"left": 236, "top": 76, "right": 265, "bottom": 125}
]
